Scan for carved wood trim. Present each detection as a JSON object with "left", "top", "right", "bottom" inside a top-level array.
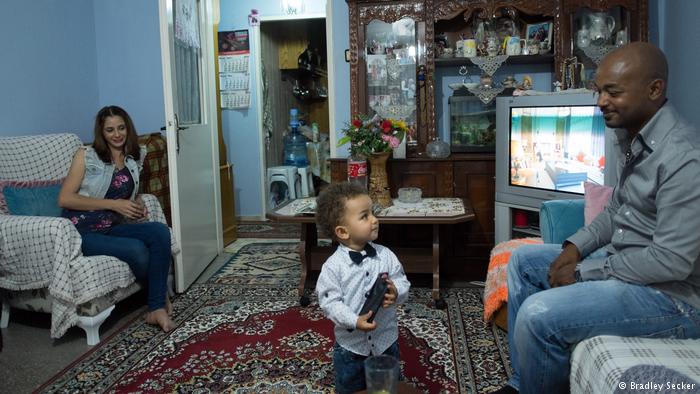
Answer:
[
  {"left": 349, "top": 2, "right": 359, "bottom": 117},
  {"left": 638, "top": 0, "right": 648, "bottom": 42},
  {"left": 357, "top": 2, "right": 426, "bottom": 24},
  {"left": 432, "top": 0, "right": 471, "bottom": 21},
  {"left": 563, "top": 0, "right": 641, "bottom": 12},
  {"left": 433, "top": 0, "right": 559, "bottom": 22},
  {"left": 424, "top": 0, "right": 436, "bottom": 147}
]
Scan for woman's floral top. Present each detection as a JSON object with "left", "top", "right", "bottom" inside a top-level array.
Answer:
[{"left": 62, "top": 167, "right": 135, "bottom": 233}]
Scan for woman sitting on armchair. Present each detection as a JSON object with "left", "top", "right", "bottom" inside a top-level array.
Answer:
[{"left": 58, "top": 105, "right": 174, "bottom": 332}]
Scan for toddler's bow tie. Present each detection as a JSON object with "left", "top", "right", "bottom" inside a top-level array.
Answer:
[{"left": 349, "top": 243, "right": 377, "bottom": 264}]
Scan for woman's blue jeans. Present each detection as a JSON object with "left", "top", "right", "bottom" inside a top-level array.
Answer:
[
  {"left": 80, "top": 222, "right": 171, "bottom": 311},
  {"left": 506, "top": 244, "right": 700, "bottom": 394}
]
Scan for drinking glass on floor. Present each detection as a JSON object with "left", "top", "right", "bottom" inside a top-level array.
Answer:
[{"left": 364, "top": 355, "right": 399, "bottom": 394}]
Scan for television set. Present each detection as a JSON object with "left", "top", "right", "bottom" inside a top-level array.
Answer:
[{"left": 495, "top": 93, "right": 619, "bottom": 211}]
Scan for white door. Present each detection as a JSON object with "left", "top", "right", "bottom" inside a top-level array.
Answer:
[{"left": 158, "top": 0, "right": 222, "bottom": 292}]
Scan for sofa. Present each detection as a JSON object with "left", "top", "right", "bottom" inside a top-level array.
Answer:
[
  {"left": 539, "top": 199, "right": 700, "bottom": 393},
  {"left": 0, "top": 133, "right": 178, "bottom": 345}
]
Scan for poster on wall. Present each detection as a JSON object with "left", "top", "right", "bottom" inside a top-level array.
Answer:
[
  {"left": 218, "top": 29, "right": 250, "bottom": 109},
  {"left": 218, "top": 30, "right": 249, "bottom": 55}
]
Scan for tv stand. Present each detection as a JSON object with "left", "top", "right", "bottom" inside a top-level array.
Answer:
[{"left": 495, "top": 202, "right": 541, "bottom": 244}]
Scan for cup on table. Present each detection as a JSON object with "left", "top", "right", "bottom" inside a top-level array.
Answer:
[
  {"left": 364, "top": 355, "right": 399, "bottom": 394},
  {"left": 463, "top": 39, "right": 477, "bottom": 57}
]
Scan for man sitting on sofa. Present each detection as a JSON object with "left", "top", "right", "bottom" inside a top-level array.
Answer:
[{"left": 494, "top": 42, "right": 700, "bottom": 394}]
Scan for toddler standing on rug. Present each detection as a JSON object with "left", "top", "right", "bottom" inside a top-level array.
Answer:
[{"left": 315, "top": 182, "right": 411, "bottom": 393}]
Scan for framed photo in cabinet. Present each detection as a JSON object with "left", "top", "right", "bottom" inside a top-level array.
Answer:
[{"left": 525, "top": 21, "right": 553, "bottom": 51}]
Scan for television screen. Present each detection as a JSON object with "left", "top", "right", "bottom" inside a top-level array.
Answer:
[{"left": 509, "top": 105, "right": 607, "bottom": 195}]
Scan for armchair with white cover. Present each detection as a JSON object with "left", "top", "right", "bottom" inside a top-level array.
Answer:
[{"left": 0, "top": 133, "right": 178, "bottom": 345}]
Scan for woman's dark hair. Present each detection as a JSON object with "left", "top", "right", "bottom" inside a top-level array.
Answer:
[{"left": 92, "top": 105, "right": 140, "bottom": 163}]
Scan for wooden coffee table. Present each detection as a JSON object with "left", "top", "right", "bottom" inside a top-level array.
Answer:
[{"left": 267, "top": 198, "right": 475, "bottom": 309}]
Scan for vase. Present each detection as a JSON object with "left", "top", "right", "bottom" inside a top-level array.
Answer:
[{"left": 368, "top": 151, "right": 392, "bottom": 208}]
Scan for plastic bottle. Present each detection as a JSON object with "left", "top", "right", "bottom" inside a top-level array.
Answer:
[
  {"left": 311, "top": 122, "right": 319, "bottom": 143},
  {"left": 347, "top": 153, "right": 368, "bottom": 190},
  {"left": 283, "top": 108, "right": 309, "bottom": 167}
]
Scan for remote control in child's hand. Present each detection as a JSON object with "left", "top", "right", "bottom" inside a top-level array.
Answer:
[{"left": 359, "top": 272, "right": 389, "bottom": 323}]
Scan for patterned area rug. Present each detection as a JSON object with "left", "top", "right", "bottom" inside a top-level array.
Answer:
[
  {"left": 236, "top": 220, "right": 301, "bottom": 239},
  {"left": 40, "top": 241, "right": 511, "bottom": 393}
]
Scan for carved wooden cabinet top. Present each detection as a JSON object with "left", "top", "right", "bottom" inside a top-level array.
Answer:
[
  {"left": 563, "top": 0, "right": 643, "bottom": 12},
  {"left": 433, "top": 0, "right": 560, "bottom": 22},
  {"left": 347, "top": 0, "right": 426, "bottom": 24}
]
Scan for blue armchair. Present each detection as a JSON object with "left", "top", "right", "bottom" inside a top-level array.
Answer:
[
  {"left": 538, "top": 199, "right": 584, "bottom": 244},
  {"left": 535, "top": 199, "right": 700, "bottom": 393}
]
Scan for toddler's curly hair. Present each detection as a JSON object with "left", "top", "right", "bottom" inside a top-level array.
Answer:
[{"left": 316, "top": 182, "right": 368, "bottom": 241}]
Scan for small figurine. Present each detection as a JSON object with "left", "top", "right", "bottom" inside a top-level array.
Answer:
[
  {"left": 553, "top": 81, "right": 563, "bottom": 92},
  {"left": 513, "top": 75, "right": 533, "bottom": 96},
  {"left": 518, "top": 75, "right": 533, "bottom": 90}
]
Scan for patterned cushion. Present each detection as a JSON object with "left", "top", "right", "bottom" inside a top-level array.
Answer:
[
  {"left": 1, "top": 180, "right": 63, "bottom": 216},
  {"left": 584, "top": 181, "right": 614, "bottom": 226},
  {"left": 137, "top": 133, "right": 171, "bottom": 225},
  {"left": 571, "top": 335, "right": 700, "bottom": 394}
]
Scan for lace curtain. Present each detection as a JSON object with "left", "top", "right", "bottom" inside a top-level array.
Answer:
[{"left": 174, "top": 0, "right": 201, "bottom": 124}]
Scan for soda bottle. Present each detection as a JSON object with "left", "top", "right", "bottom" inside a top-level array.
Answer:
[{"left": 347, "top": 153, "right": 368, "bottom": 190}]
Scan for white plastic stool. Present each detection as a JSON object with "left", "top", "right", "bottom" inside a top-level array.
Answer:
[
  {"left": 297, "top": 166, "right": 315, "bottom": 197},
  {"left": 267, "top": 166, "right": 301, "bottom": 209}
]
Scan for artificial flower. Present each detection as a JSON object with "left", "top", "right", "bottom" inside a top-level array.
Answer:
[{"left": 338, "top": 114, "right": 407, "bottom": 157}]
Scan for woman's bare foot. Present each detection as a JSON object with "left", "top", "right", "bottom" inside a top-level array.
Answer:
[
  {"left": 145, "top": 308, "right": 174, "bottom": 332},
  {"left": 165, "top": 298, "right": 173, "bottom": 316}
]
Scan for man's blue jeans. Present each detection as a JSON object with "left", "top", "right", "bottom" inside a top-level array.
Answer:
[
  {"left": 506, "top": 244, "right": 700, "bottom": 394},
  {"left": 80, "top": 222, "right": 171, "bottom": 311},
  {"left": 333, "top": 340, "right": 401, "bottom": 394}
]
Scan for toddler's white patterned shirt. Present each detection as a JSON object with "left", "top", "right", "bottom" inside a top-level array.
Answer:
[{"left": 316, "top": 242, "right": 411, "bottom": 356}]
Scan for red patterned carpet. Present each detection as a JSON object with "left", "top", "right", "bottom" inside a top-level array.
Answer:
[{"left": 39, "top": 241, "right": 510, "bottom": 393}]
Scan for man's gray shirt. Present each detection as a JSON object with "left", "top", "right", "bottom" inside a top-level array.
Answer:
[{"left": 568, "top": 103, "right": 700, "bottom": 309}]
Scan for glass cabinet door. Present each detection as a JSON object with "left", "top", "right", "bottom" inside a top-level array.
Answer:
[
  {"left": 364, "top": 18, "right": 418, "bottom": 147},
  {"left": 573, "top": 6, "right": 631, "bottom": 63}
]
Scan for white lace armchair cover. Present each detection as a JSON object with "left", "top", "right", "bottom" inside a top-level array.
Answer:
[{"left": 0, "top": 133, "right": 177, "bottom": 338}]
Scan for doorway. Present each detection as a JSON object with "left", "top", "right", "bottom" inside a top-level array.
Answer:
[{"left": 255, "top": 16, "right": 332, "bottom": 214}]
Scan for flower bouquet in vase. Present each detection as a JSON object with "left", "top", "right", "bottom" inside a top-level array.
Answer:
[{"left": 338, "top": 114, "right": 407, "bottom": 207}]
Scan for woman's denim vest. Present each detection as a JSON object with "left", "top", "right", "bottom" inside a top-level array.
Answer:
[{"left": 78, "top": 146, "right": 146, "bottom": 200}]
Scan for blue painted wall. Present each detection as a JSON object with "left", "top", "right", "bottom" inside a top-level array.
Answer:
[
  {"left": 94, "top": 0, "right": 165, "bottom": 134},
  {"left": 0, "top": 0, "right": 163, "bottom": 141},
  {"left": 658, "top": 0, "right": 700, "bottom": 128},
  {"left": 0, "top": 0, "right": 99, "bottom": 140}
]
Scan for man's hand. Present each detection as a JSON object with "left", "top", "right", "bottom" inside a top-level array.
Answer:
[
  {"left": 548, "top": 242, "right": 581, "bottom": 288},
  {"left": 383, "top": 279, "right": 397, "bottom": 308},
  {"left": 356, "top": 311, "right": 377, "bottom": 332}
]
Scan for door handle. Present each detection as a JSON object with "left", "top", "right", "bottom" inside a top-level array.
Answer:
[
  {"left": 174, "top": 114, "right": 181, "bottom": 153},
  {"left": 160, "top": 125, "right": 187, "bottom": 131}
]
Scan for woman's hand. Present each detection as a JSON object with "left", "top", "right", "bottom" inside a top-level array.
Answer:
[{"left": 111, "top": 199, "right": 145, "bottom": 220}]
